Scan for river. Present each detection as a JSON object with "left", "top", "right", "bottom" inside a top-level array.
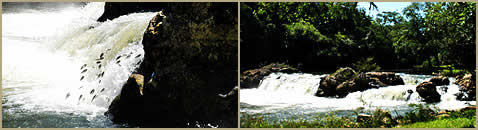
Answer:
[{"left": 240, "top": 72, "right": 475, "bottom": 121}]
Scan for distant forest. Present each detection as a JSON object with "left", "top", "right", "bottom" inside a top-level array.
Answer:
[{"left": 241, "top": 2, "right": 475, "bottom": 76}]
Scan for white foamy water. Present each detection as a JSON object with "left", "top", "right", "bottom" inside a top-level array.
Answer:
[
  {"left": 240, "top": 72, "right": 475, "bottom": 119},
  {"left": 2, "top": 2, "right": 156, "bottom": 119}
]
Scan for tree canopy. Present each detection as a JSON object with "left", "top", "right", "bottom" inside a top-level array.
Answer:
[{"left": 241, "top": 2, "right": 475, "bottom": 75}]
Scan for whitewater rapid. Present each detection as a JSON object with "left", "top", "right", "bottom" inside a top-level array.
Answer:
[
  {"left": 240, "top": 72, "right": 475, "bottom": 119},
  {"left": 2, "top": 2, "right": 156, "bottom": 119}
]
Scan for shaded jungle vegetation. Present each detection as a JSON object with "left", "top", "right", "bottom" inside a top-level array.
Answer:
[{"left": 240, "top": 2, "right": 475, "bottom": 76}]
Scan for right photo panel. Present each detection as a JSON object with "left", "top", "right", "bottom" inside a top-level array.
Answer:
[{"left": 240, "top": 2, "right": 476, "bottom": 128}]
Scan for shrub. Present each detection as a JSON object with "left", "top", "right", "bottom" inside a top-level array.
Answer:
[{"left": 352, "top": 57, "right": 381, "bottom": 72}]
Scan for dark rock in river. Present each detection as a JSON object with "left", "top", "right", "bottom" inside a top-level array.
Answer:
[
  {"left": 416, "top": 81, "right": 441, "bottom": 103},
  {"left": 106, "top": 3, "right": 238, "bottom": 128},
  {"left": 454, "top": 74, "right": 476, "bottom": 101},
  {"left": 335, "top": 80, "right": 357, "bottom": 97},
  {"left": 316, "top": 75, "right": 339, "bottom": 96},
  {"left": 240, "top": 63, "right": 299, "bottom": 89},
  {"left": 316, "top": 68, "right": 362, "bottom": 97},
  {"left": 365, "top": 72, "right": 404, "bottom": 86},
  {"left": 316, "top": 68, "right": 405, "bottom": 98},
  {"left": 332, "top": 67, "right": 356, "bottom": 82},
  {"left": 429, "top": 75, "right": 450, "bottom": 86}
]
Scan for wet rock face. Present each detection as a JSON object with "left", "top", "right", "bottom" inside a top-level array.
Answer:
[
  {"left": 97, "top": 2, "right": 167, "bottom": 22},
  {"left": 416, "top": 81, "right": 441, "bottom": 103},
  {"left": 429, "top": 76, "right": 450, "bottom": 86},
  {"left": 105, "top": 74, "right": 144, "bottom": 123},
  {"left": 454, "top": 74, "right": 476, "bottom": 101},
  {"left": 240, "top": 63, "right": 299, "bottom": 88},
  {"left": 105, "top": 3, "right": 238, "bottom": 127}
]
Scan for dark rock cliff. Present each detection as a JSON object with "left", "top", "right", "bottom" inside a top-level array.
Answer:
[{"left": 102, "top": 2, "right": 238, "bottom": 128}]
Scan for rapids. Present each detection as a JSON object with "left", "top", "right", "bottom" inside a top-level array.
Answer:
[
  {"left": 240, "top": 72, "right": 475, "bottom": 121},
  {"left": 2, "top": 2, "right": 155, "bottom": 127}
]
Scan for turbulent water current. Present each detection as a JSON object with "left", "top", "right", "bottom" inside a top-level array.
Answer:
[
  {"left": 2, "top": 2, "right": 156, "bottom": 127},
  {"left": 240, "top": 72, "right": 475, "bottom": 121}
]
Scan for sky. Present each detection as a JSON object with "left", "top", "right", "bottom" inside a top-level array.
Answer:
[{"left": 357, "top": 2, "right": 413, "bottom": 18}]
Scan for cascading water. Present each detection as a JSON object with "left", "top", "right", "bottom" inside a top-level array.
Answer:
[
  {"left": 240, "top": 72, "right": 475, "bottom": 121},
  {"left": 2, "top": 2, "right": 156, "bottom": 127}
]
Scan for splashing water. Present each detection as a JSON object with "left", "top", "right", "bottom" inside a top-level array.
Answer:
[
  {"left": 2, "top": 2, "right": 156, "bottom": 127},
  {"left": 240, "top": 72, "right": 475, "bottom": 121}
]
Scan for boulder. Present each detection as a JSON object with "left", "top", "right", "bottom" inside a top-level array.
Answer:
[
  {"left": 316, "top": 75, "right": 339, "bottom": 96},
  {"left": 335, "top": 80, "right": 357, "bottom": 97},
  {"left": 454, "top": 74, "right": 476, "bottom": 101},
  {"left": 240, "top": 63, "right": 298, "bottom": 88},
  {"left": 429, "top": 76, "right": 450, "bottom": 86},
  {"left": 331, "top": 67, "right": 357, "bottom": 82},
  {"left": 416, "top": 82, "right": 441, "bottom": 103},
  {"left": 316, "top": 68, "right": 407, "bottom": 97},
  {"left": 316, "top": 68, "right": 408, "bottom": 97},
  {"left": 316, "top": 67, "right": 357, "bottom": 97},
  {"left": 353, "top": 72, "right": 373, "bottom": 90},
  {"left": 105, "top": 74, "right": 145, "bottom": 124},
  {"left": 368, "top": 77, "right": 386, "bottom": 87},
  {"left": 366, "top": 72, "right": 404, "bottom": 86}
]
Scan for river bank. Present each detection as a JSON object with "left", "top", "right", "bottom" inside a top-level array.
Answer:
[
  {"left": 239, "top": 64, "right": 475, "bottom": 128},
  {"left": 241, "top": 104, "right": 476, "bottom": 128}
]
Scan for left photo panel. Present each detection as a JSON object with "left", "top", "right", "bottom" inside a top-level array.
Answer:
[{"left": 2, "top": 2, "right": 238, "bottom": 128}]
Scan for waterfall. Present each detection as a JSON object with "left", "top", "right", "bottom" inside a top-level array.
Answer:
[{"left": 2, "top": 2, "right": 156, "bottom": 117}]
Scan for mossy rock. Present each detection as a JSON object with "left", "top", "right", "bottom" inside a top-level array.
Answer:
[{"left": 331, "top": 67, "right": 357, "bottom": 82}]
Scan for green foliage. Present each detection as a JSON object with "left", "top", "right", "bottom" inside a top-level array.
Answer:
[
  {"left": 242, "top": 104, "right": 476, "bottom": 128},
  {"left": 352, "top": 57, "right": 381, "bottom": 72},
  {"left": 260, "top": 62, "right": 298, "bottom": 72},
  {"left": 241, "top": 2, "right": 475, "bottom": 74},
  {"left": 437, "top": 65, "right": 467, "bottom": 77},
  {"left": 398, "top": 104, "right": 438, "bottom": 123},
  {"left": 397, "top": 118, "right": 476, "bottom": 128},
  {"left": 284, "top": 21, "right": 329, "bottom": 48},
  {"left": 423, "top": 2, "right": 476, "bottom": 73}
]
